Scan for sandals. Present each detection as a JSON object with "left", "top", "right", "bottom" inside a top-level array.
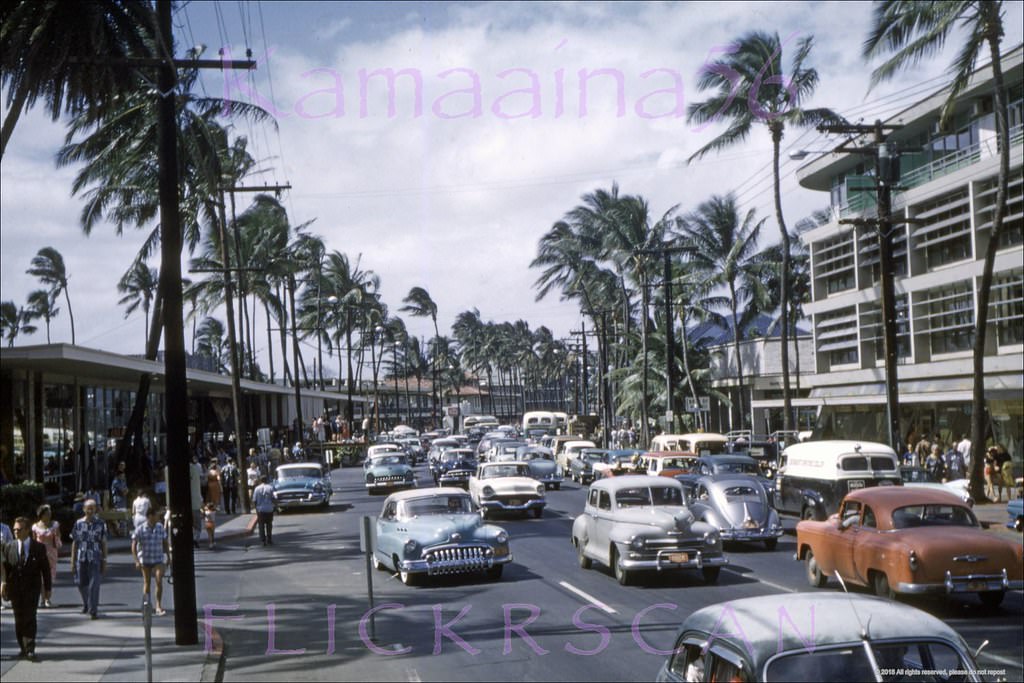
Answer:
[{"left": 154, "top": 608, "right": 167, "bottom": 616}]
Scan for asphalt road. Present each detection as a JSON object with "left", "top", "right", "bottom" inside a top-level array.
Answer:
[{"left": 205, "top": 463, "right": 1024, "bottom": 682}]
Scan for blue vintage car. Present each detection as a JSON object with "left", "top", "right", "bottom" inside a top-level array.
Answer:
[
  {"left": 433, "top": 448, "right": 478, "bottom": 488},
  {"left": 685, "top": 475, "right": 783, "bottom": 550},
  {"left": 372, "top": 487, "right": 512, "bottom": 585},
  {"left": 365, "top": 453, "right": 416, "bottom": 493},
  {"left": 272, "top": 462, "right": 333, "bottom": 510},
  {"left": 515, "top": 446, "right": 563, "bottom": 490},
  {"left": 1008, "top": 498, "right": 1023, "bottom": 532}
]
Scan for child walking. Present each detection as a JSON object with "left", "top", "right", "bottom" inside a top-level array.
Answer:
[{"left": 203, "top": 503, "right": 217, "bottom": 549}]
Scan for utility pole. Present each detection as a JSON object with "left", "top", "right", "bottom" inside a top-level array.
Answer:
[{"left": 819, "top": 120, "right": 904, "bottom": 452}]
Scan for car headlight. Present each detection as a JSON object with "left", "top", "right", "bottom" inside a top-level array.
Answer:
[
  {"left": 629, "top": 535, "right": 646, "bottom": 551},
  {"left": 404, "top": 539, "right": 418, "bottom": 554},
  {"left": 536, "top": 484, "right": 545, "bottom": 496},
  {"left": 482, "top": 485, "right": 495, "bottom": 498},
  {"left": 495, "top": 530, "right": 508, "bottom": 544},
  {"left": 704, "top": 531, "right": 719, "bottom": 547}
]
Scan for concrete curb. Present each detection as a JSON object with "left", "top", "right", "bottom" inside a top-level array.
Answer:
[{"left": 199, "top": 623, "right": 227, "bottom": 683}]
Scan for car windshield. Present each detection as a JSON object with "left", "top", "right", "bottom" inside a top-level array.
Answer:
[
  {"left": 661, "top": 458, "right": 694, "bottom": 471},
  {"left": 616, "top": 486, "right": 682, "bottom": 507},
  {"left": 521, "top": 452, "right": 552, "bottom": 461},
  {"left": 841, "top": 455, "right": 897, "bottom": 471},
  {"left": 717, "top": 462, "right": 759, "bottom": 475},
  {"left": 402, "top": 495, "right": 474, "bottom": 517},
  {"left": 766, "top": 641, "right": 969, "bottom": 682},
  {"left": 720, "top": 485, "right": 761, "bottom": 501},
  {"left": 583, "top": 453, "right": 605, "bottom": 463},
  {"left": 613, "top": 454, "right": 635, "bottom": 464},
  {"left": 373, "top": 455, "right": 408, "bottom": 466},
  {"left": 278, "top": 467, "right": 320, "bottom": 480},
  {"left": 482, "top": 464, "right": 529, "bottom": 479},
  {"left": 695, "top": 440, "right": 728, "bottom": 455},
  {"left": 891, "top": 504, "right": 978, "bottom": 529}
]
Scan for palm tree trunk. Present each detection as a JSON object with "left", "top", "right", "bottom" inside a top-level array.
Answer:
[
  {"left": 730, "top": 287, "right": 746, "bottom": 431},
  {"left": 63, "top": 285, "right": 76, "bottom": 345},
  {"left": 772, "top": 127, "right": 793, "bottom": 434},
  {"left": 265, "top": 299, "right": 275, "bottom": 381},
  {"left": 277, "top": 283, "right": 292, "bottom": 385},
  {"left": 0, "top": 83, "right": 30, "bottom": 160},
  {"left": 969, "top": 29, "right": 1009, "bottom": 502},
  {"left": 679, "top": 309, "right": 703, "bottom": 431}
]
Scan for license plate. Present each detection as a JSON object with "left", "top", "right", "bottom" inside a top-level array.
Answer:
[
  {"left": 508, "top": 499, "right": 521, "bottom": 506},
  {"left": 967, "top": 580, "right": 988, "bottom": 592},
  {"left": 668, "top": 553, "right": 688, "bottom": 564},
  {"left": 848, "top": 480, "right": 865, "bottom": 490},
  {"left": 744, "top": 520, "right": 759, "bottom": 529}
]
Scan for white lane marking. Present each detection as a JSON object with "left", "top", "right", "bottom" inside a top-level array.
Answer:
[
  {"left": 722, "top": 568, "right": 797, "bottom": 594},
  {"left": 558, "top": 580, "right": 617, "bottom": 614},
  {"left": 406, "top": 667, "right": 422, "bottom": 681}
]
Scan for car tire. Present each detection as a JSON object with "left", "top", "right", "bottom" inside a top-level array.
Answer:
[
  {"left": 979, "top": 590, "right": 1005, "bottom": 609},
  {"left": 702, "top": 566, "right": 721, "bottom": 584},
  {"left": 764, "top": 537, "right": 778, "bottom": 551},
  {"left": 801, "top": 506, "right": 818, "bottom": 521},
  {"left": 554, "top": 483, "right": 560, "bottom": 491},
  {"left": 873, "top": 571, "right": 895, "bottom": 600},
  {"left": 485, "top": 565, "right": 504, "bottom": 581},
  {"left": 577, "top": 539, "right": 592, "bottom": 569},
  {"left": 532, "top": 507, "right": 543, "bottom": 519},
  {"left": 805, "top": 549, "right": 827, "bottom": 588},
  {"left": 612, "top": 547, "right": 631, "bottom": 586}
]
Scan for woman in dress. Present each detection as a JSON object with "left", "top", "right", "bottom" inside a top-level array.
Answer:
[
  {"left": 207, "top": 464, "right": 222, "bottom": 511},
  {"left": 32, "top": 504, "right": 61, "bottom": 607}
]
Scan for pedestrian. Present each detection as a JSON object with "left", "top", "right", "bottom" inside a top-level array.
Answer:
[
  {"left": 70, "top": 499, "right": 107, "bottom": 619},
  {"left": 31, "top": 505, "right": 61, "bottom": 607},
  {"left": 942, "top": 444, "right": 965, "bottom": 482},
  {"left": 203, "top": 503, "right": 217, "bottom": 549},
  {"left": 110, "top": 471, "right": 129, "bottom": 536},
  {"left": 956, "top": 433, "right": 972, "bottom": 471},
  {"left": 985, "top": 447, "right": 999, "bottom": 501},
  {"left": 252, "top": 475, "right": 277, "bottom": 546},
  {"left": 207, "top": 463, "right": 222, "bottom": 511},
  {"left": 246, "top": 456, "right": 260, "bottom": 512},
  {"left": 995, "top": 445, "right": 1015, "bottom": 501},
  {"left": 131, "top": 489, "right": 152, "bottom": 533},
  {"left": 130, "top": 507, "right": 169, "bottom": 616},
  {"left": 924, "top": 445, "right": 945, "bottom": 482},
  {"left": 189, "top": 455, "right": 203, "bottom": 548},
  {"left": 221, "top": 458, "right": 239, "bottom": 514},
  {"left": 1, "top": 517, "right": 52, "bottom": 661}
]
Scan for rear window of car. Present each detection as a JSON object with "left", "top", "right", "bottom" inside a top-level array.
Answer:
[
  {"left": 722, "top": 485, "right": 761, "bottom": 501},
  {"left": 718, "top": 462, "right": 758, "bottom": 475},
  {"left": 279, "top": 467, "right": 320, "bottom": 479},
  {"left": 892, "top": 504, "right": 978, "bottom": 529},
  {"left": 840, "top": 456, "right": 897, "bottom": 471}
]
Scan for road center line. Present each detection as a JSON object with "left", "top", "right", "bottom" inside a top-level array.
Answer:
[
  {"left": 722, "top": 568, "right": 797, "bottom": 594},
  {"left": 558, "top": 580, "right": 618, "bottom": 614},
  {"left": 979, "top": 650, "right": 1021, "bottom": 668},
  {"left": 406, "top": 667, "right": 422, "bottom": 682}
]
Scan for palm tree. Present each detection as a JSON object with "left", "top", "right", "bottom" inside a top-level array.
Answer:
[
  {"left": 677, "top": 194, "right": 768, "bottom": 431},
  {"left": 400, "top": 286, "right": 441, "bottom": 424},
  {"left": 26, "top": 246, "right": 75, "bottom": 344},
  {"left": 194, "top": 317, "right": 229, "bottom": 373},
  {"left": 117, "top": 259, "right": 158, "bottom": 344},
  {"left": 862, "top": 0, "right": 1012, "bottom": 504},
  {"left": 1, "top": 300, "right": 38, "bottom": 346},
  {"left": 687, "top": 30, "right": 843, "bottom": 434},
  {"left": 26, "top": 289, "right": 59, "bottom": 343},
  {"left": 0, "top": 0, "right": 158, "bottom": 158}
]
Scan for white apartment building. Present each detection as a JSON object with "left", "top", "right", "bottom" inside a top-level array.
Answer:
[{"left": 794, "top": 46, "right": 1023, "bottom": 464}]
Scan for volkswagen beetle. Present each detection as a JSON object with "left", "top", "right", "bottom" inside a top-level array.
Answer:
[
  {"left": 686, "top": 475, "right": 783, "bottom": 550},
  {"left": 515, "top": 446, "right": 563, "bottom": 490}
]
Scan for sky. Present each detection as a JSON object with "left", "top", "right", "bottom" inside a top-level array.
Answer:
[{"left": 2, "top": 0, "right": 1023, "bottom": 374}]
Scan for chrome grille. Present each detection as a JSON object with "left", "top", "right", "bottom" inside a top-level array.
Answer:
[
  {"left": 371, "top": 474, "right": 409, "bottom": 483},
  {"left": 424, "top": 545, "right": 494, "bottom": 575},
  {"left": 645, "top": 539, "right": 704, "bottom": 552}
]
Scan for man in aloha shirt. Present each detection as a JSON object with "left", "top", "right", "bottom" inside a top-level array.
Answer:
[{"left": 70, "top": 499, "right": 107, "bottom": 619}]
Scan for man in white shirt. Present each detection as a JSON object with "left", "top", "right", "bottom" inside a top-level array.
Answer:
[
  {"left": 251, "top": 476, "right": 277, "bottom": 546},
  {"left": 956, "top": 434, "right": 972, "bottom": 470}
]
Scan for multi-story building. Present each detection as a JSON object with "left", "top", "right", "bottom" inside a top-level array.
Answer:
[{"left": 794, "top": 46, "right": 1023, "bottom": 465}]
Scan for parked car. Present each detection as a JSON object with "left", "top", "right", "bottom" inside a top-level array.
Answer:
[
  {"left": 685, "top": 475, "right": 783, "bottom": 550},
  {"left": 656, "top": 592, "right": 985, "bottom": 682},
  {"left": 364, "top": 453, "right": 417, "bottom": 494},
  {"left": 775, "top": 441, "right": 902, "bottom": 521},
  {"left": 556, "top": 439, "right": 598, "bottom": 470},
  {"left": 469, "top": 461, "right": 547, "bottom": 518},
  {"left": 796, "top": 487, "right": 1024, "bottom": 607},
  {"left": 1008, "top": 498, "right": 1023, "bottom": 532},
  {"left": 571, "top": 476, "right": 727, "bottom": 585},
  {"left": 514, "top": 446, "right": 563, "bottom": 490},
  {"left": 433, "top": 448, "right": 477, "bottom": 488},
  {"left": 272, "top": 462, "right": 333, "bottom": 510},
  {"left": 372, "top": 487, "right": 512, "bottom": 585},
  {"left": 650, "top": 433, "right": 728, "bottom": 455},
  {"left": 899, "top": 465, "right": 973, "bottom": 506}
]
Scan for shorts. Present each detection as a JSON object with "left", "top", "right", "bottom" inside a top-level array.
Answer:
[{"left": 143, "top": 562, "right": 164, "bottom": 569}]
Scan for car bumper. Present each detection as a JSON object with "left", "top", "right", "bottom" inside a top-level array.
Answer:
[
  {"left": 275, "top": 492, "right": 329, "bottom": 508},
  {"left": 719, "top": 526, "right": 784, "bottom": 541},
  {"left": 366, "top": 479, "right": 416, "bottom": 490},
  {"left": 897, "top": 569, "right": 1023, "bottom": 594},
  {"left": 620, "top": 549, "right": 729, "bottom": 571},
  {"left": 537, "top": 475, "right": 563, "bottom": 484},
  {"left": 398, "top": 545, "right": 513, "bottom": 575},
  {"left": 479, "top": 498, "right": 546, "bottom": 512}
]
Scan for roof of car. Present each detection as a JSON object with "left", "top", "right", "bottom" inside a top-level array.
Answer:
[
  {"left": 783, "top": 440, "right": 897, "bottom": 458},
  {"left": 843, "top": 485, "right": 966, "bottom": 512},
  {"left": 384, "top": 487, "right": 470, "bottom": 503},
  {"left": 591, "top": 474, "right": 682, "bottom": 491},
  {"left": 277, "top": 462, "right": 323, "bottom": 470},
  {"left": 702, "top": 454, "right": 758, "bottom": 464},
  {"left": 678, "top": 593, "right": 967, "bottom": 662}
]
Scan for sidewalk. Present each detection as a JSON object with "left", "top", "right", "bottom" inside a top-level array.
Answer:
[{"left": 0, "top": 512, "right": 255, "bottom": 682}]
